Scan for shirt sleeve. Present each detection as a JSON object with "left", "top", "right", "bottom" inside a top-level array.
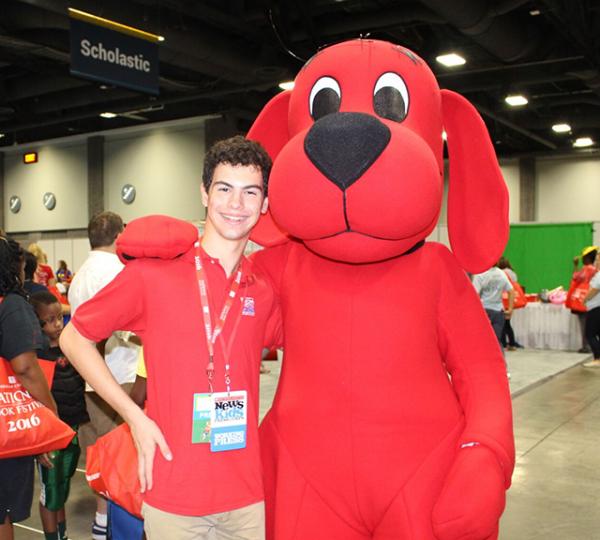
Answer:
[
  {"left": 0, "top": 295, "right": 43, "bottom": 360},
  {"left": 263, "top": 295, "right": 283, "bottom": 349},
  {"left": 252, "top": 244, "right": 289, "bottom": 349},
  {"left": 71, "top": 261, "right": 146, "bottom": 342}
]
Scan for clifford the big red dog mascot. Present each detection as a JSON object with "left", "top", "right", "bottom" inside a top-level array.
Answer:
[
  {"left": 102, "top": 38, "right": 514, "bottom": 540},
  {"left": 247, "top": 39, "right": 514, "bottom": 540}
]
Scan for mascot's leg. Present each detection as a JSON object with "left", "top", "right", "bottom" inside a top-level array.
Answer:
[
  {"left": 373, "top": 424, "right": 462, "bottom": 540},
  {"left": 260, "top": 415, "right": 369, "bottom": 540}
]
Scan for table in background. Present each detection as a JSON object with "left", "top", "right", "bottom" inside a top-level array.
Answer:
[{"left": 510, "top": 302, "right": 581, "bottom": 351}]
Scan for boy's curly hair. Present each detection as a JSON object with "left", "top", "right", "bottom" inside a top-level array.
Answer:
[
  {"left": 202, "top": 135, "right": 272, "bottom": 196},
  {"left": 0, "top": 236, "right": 26, "bottom": 297}
]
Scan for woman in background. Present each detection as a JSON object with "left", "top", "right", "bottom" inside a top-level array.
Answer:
[
  {"left": 27, "top": 243, "right": 56, "bottom": 289},
  {"left": 582, "top": 252, "right": 600, "bottom": 368},
  {"left": 498, "top": 257, "right": 523, "bottom": 351},
  {"left": 0, "top": 237, "right": 57, "bottom": 540}
]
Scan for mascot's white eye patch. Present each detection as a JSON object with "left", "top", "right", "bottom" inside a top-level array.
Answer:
[
  {"left": 373, "top": 72, "right": 409, "bottom": 122},
  {"left": 309, "top": 76, "right": 341, "bottom": 120}
]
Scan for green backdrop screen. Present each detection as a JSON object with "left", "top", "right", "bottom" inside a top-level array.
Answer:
[{"left": 503, "top": 223, "right": 594, "bottom": 293}]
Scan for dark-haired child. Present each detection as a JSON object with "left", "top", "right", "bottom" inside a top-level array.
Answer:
[{"left": 30, "top": 291, "right": 88, "bottom": 540}]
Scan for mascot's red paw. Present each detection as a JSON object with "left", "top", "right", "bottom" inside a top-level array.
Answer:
[{"left": 432, "top": 446, "right": 505, "bottom": 540}]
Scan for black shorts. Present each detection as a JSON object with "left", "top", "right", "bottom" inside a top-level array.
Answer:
[{"left": 0, "top": 456, "right": 34, "bottom": 523}]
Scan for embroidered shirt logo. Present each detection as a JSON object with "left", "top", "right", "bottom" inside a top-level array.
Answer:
[{"left": 242, "top": 297, "right": 255, "bottom": 316}]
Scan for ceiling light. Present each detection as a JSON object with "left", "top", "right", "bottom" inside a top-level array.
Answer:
[
  {"left": 0, "top": 133, "right": 5, "bottom": 139},
  {"left": 157, "top": 36, "right": 165, "bottom": 42},
  {"left": 278, "top": 81, "right": 295, "bottom": 91},
  {"left": 435, "top": 53, "right": 466, "bottom": 67},
  {"left": 100, "top": 112, "right": 117, "bottom": 119},
  {"left": 529, "top": 9, "right": 541, "bottom": 16},
  {"left": 552, "top": 123, "right": 571, "bottom": 133},
  {"left": 505, "top": 94, "right": 528, "bottom": 107},
  {"left": 441, "top": 130, "right": 447, "bottom": 141},
  {"left": 573, "top": 137, "right": 594, "bottom": 148}
]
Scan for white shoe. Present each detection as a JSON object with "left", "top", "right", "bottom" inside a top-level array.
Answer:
[{"left": 582, "top": 359, "right": 600, "bottom": 368}]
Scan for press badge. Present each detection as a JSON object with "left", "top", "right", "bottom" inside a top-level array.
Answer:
[
  {"left": 209, "top": 391, "right": 248, "bottom": 452},
  {"left": 192, "top": 393, "right": 213, "bottom": 444},
  {"left": 191, "top": 391, "right": 248, "bottom": 450}
]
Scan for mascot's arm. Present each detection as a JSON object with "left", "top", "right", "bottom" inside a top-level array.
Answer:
[{"left": 432, "top": 245, "right": 514, "bottom": 540}]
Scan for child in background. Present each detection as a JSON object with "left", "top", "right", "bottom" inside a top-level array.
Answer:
[
  {"left": 55, "top": 260, "right": 73, "bottom": 286},
  {"left": 30, "top": 291, "right": 88, "bottom": 540}
]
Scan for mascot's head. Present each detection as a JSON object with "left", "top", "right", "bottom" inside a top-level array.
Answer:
[{"left": 249, "top": 39, "right": 508, "bottom": 272}]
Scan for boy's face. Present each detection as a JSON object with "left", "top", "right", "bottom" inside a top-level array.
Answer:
[
  {"left": 201, "top": 163, "right": 268, "bottom": 243},
  {"left": 37, "top": 302, "right": 64, "bottom": 343}
]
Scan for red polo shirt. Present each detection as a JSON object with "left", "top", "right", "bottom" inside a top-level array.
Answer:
[{"left": 72, "top": 244, "right": 281, "bottom": 516}]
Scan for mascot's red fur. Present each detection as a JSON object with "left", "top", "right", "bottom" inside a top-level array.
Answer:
[{"left": 248, "top": 39, "right": 514, "bottom": 540}]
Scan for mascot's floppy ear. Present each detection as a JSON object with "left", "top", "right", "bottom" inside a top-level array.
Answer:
[
  {"left": 442, "top": 89, "right": 509, "bottom": 274},
  {"left": 247, "top": 91, "right": 291, "bottom": 247}
]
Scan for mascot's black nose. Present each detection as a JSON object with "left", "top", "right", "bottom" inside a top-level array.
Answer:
[{"left": 304, "top": 112, "right": 391, "bottom": 190}]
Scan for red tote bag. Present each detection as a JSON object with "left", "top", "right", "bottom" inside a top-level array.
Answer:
[
  {"left": 502, "top": 272, "right": 527, "bottom": 310},
  {"left": 86, "top": 422, "right": 143, "bottom": 518},
  {"left": 565, "top": 280, "right": 589, "bottom": 313},
  {"left": 0, "top": 358, "right": 76, "bottom": 459}
]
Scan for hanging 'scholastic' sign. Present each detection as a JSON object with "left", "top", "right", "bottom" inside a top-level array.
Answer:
[{"left": 69, "top": 8, "right": 161, "bottom": 95}]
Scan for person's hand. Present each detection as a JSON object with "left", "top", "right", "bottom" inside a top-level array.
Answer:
[
  {"left": 504, "top": 309, "right": 513, "bottom": 320},
  {"left": 573, "top": 256, "right": 580, "bottom": 265},
  {"left": 37, "top": 452, "right": 55, "bottom": 468},
  {"left": 129, "top": 412, "right": 173, "bottom": 493}
]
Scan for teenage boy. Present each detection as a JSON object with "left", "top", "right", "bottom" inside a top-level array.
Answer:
[{"left": 60, "top": 136, "right": 281, "bottom": 540}]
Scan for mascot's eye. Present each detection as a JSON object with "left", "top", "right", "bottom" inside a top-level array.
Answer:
[
  {"left": 309, "top": 76, "right": 341, "bottom": 120},
  {"left": 373, "top": 72, "right": 409, "bottom": 122}
]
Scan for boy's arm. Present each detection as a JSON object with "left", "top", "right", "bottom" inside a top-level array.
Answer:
[{"left": 60, "top": 323, "right": 171, "bottom": 492}]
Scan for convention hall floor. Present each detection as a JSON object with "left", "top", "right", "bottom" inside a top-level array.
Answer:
[{"left": 14, "top": 349, "right": 600, "bottom": 539}]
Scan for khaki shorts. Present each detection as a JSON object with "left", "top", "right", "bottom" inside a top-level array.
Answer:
[
  {"left": 79, "top": 383, "right": 134, "bottom": 453},
  {"left": 142, "top": 501, "right": 265, "bottom": 540}
]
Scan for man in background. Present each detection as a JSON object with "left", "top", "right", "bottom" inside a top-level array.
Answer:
[{"left": 68, "top": 211, "right": 139, "bottom": 540}]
